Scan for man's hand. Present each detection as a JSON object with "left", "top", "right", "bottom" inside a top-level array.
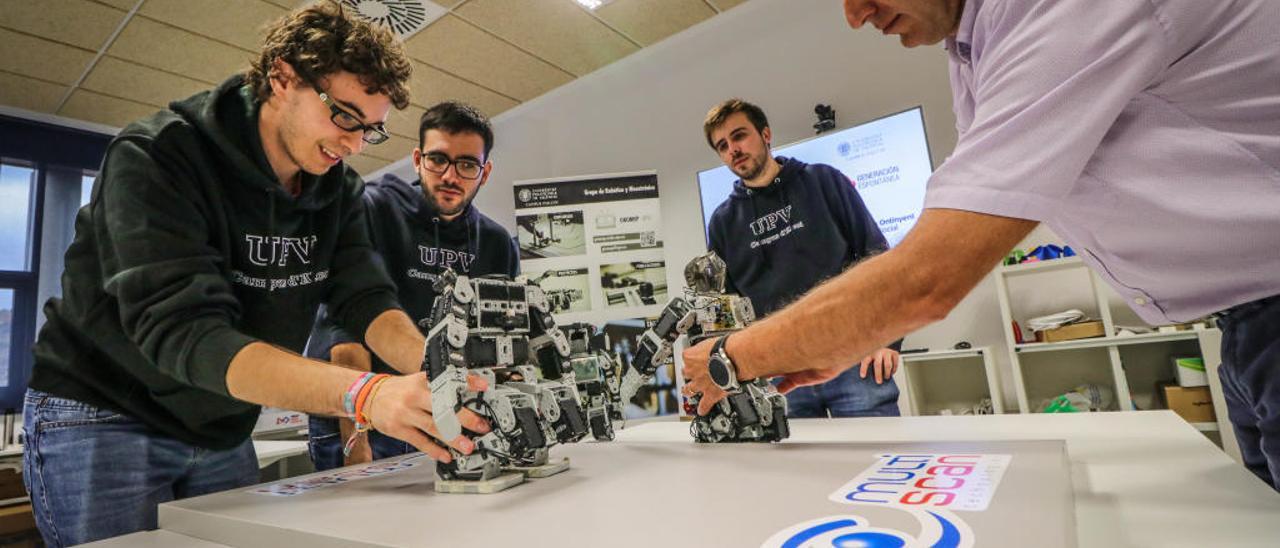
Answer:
[
  {"left": 364, "top": 372, "right": 491, "bottom": 463},
  {"left": 776, "top": 364, "right": 848, "bottom": 394},
  {"left": 680, "top": 337, "right": 729, "bottom": 415},
  {"left": 858, "top": 347, "right": 900, "bottom": 385}
]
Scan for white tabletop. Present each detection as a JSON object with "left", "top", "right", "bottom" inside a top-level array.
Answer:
[
  {"left": 89, "top": 411, "right": 1280, "bottom": 547},
  {"left": 618, "top": 412, "right": 1280, "bottom": 547}
]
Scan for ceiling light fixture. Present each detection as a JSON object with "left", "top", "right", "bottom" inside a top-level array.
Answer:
[
  {"left": 573, "top": 0, "right": 615, "bottom": 10},
  {"left": 342, "top": 0, "right": 447, "bottom": 40}
]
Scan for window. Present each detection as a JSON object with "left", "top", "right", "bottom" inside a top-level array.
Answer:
[
  {"left": 0, "top": 164, "right": 36, "bottom": 272},
  {"left": 0, "top": 115, "right": 110, "bottom": 409}
]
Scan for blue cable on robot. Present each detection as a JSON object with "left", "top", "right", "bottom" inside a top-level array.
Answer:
[
  {"left": 422, "top": 270, "right": 590, "bottom": 488},
  {"left": 618, "top": 252, "right": 791, "bottom": 443}
]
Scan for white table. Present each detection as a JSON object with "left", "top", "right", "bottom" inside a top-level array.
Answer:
[
  {"left": 90, "top": 411, "right": 1280, "bottom": 547},
  {"left": 616, "top": 412, "right": 1280, "bottom": 547}
]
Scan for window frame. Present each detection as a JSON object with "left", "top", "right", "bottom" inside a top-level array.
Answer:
[{"left": 0, "top": 115, "right": 110, "bottom": 410}]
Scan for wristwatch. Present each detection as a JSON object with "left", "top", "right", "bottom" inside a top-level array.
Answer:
[{"left": 707, "top": 335, "right": 740, "bottom": 392}]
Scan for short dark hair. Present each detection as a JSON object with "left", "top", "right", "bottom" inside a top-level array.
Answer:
[
  {"left": 703, "top": 98, "right": 770, "bottom": 149},
  {"left": 246, "top": 2, "right": 412, "bottom": 109},
  {"left": 419, "top": 101, "right": 495, "bottom": 157}
]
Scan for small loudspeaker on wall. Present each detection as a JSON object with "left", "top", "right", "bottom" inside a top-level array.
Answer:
[{"left": 341, "top": 0, "right": 448, "bottom": 40}]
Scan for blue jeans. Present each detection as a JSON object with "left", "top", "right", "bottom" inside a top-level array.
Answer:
[
  {"left": 21, "top": 389, "right": 258, "bottom": 547},
  {"left": 1217, "top": 295, "right": 1280, "bottom": 490},
  {"left": 308, "top": 416, "right": 414, "bottom": 471},
  {"left": 783, "top": 366, "right": 901, "bottom": 418}
]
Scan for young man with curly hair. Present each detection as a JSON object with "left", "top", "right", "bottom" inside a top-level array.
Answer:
[{"left": 23, "top": 4, "right": 487, "bottom": 545}]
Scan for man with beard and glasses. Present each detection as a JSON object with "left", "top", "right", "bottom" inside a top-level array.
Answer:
[
  {"left": 682, "top": 0, "right": 1280, "bottom": 492},
  {"left": 699, "top": 98, "right": 902, "bottom": 419},
  {"left": 305, "top": 101, "right": 518, "bottom": 469}
]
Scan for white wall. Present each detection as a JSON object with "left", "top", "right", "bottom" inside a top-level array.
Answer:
[{"left": 376, "top": 0, "right": 1065, "bottom": 406}]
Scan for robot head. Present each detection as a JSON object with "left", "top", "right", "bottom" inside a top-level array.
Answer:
[{"left": 684, "top": 251, "right": 727, "bottom": 294}]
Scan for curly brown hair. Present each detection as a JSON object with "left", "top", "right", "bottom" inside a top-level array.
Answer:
[{"left": 245, "top": 1, "right": 412, "bottom": 109}]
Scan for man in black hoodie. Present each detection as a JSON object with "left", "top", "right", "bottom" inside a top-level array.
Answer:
[
  {"left": 306, "top": 102, "right": 519, "bottom": 470},
  {"left": 700, "top": 99, "right": 901, "bottom": 418},
  {"left": 23, "top": 5, "right": 487, "bottom": 546}
]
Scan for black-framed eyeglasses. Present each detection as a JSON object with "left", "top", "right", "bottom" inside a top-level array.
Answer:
[
  {"left": 419, "top": 151, "right": 484, "bottom": 180},
  {"left": 315, "top": 88, "right": 390, "bottom": 145}
]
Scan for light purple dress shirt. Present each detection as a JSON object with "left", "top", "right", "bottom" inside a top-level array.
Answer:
[{"left": 924, "top": 0, "right": 1280, "bottom": 323}]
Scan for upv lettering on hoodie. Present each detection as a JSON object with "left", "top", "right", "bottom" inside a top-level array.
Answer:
[
  {"left": 417, "top": 245, "right": 476, "bottom": 272},
  {"left": 748, "top": 205, "right": 805, "bottom": 249},
  {"left": 232, "top": 234, "right": 330, "bottom": 292},
  {"left": 244, "top": 235, "right": 318, "bottom": 266}
]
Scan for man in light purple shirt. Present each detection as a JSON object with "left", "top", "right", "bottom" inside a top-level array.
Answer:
[{"left": 680, "top": 0, "right": 1280, "bottom": 490}]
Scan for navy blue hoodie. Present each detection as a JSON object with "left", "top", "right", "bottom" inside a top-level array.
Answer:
[
  {"left": 708, "top": 157, "right": 894, "bottom": 337},
  {"left": 306, "top": 173, "right": 519, "bottom": 373}
]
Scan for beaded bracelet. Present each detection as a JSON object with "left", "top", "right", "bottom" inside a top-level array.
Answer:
[{"left": 342, "top": 372, "right": 376, "bottom": 418}]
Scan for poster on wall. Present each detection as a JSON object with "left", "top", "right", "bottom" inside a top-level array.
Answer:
[
  {"left": 513, "top": 172, "right": 673, "bottom": 418},
  {"left": 512, "top": 171, "right": 665, "bottom": 324}
]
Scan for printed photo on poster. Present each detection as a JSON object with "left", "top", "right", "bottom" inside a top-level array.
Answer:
[
  {"left": 527, "top": 268, "right": 592, "bottom": 313},
  {"left": 600, "top": 261, "right": 667, "bottom": 308},
  {"left": 517, "top": 211, "right": 586, "bottom": 260},
  {"left": 604, "top": 318, "right": 677, "bottom": 418}
]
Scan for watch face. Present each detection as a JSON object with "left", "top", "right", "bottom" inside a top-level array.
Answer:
[{"left": 709, "top": 356, "right": 732, "bottom": 387}]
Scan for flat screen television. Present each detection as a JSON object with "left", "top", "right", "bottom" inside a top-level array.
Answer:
[{"left": 696, "top": 106, "right": 933, "bottom": 249}]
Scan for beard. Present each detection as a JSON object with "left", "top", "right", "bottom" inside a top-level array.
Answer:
[
  {"left": 424, "top": 182, "right": 475, "bottom": 217},
  {"left": 730, "top": 152, "right": 768, "bottom": 181}
]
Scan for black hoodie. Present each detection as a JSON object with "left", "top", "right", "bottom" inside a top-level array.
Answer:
[
  {"left": 305, "top": 173, "right": 519, "bottom": 372},
  {"left": 708, "top": 157, "right": 895, "bottom": 331},
  {"left": 29, "top": 75, "right": 401, "bottom": 450}
]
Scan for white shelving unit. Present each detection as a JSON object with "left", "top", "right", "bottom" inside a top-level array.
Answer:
[
  {"left": 993, "top": 257, "right": 1224, "bottom": 430},
  {"left": 898, "top": 346, "right": 1004, "bottom": 416}
]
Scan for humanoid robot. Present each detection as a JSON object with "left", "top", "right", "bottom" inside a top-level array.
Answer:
[
  {"left": 618, "top": 252, "right": 790, "bottom": 443},
  {"left": 559, "top": 322, "right": 624, "bottom": 441},
  {"left": 423, "top": 271, "right": 589, "bottom": 493}
]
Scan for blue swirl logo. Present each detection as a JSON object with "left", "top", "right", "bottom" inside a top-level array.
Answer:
[{"left": 764, "top": 511, "right": 969, "bottom": 548}]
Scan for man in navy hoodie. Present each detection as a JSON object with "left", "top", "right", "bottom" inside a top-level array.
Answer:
[
  {"left": 306, "top": 102, "right": 518, "bottom": 469},
  {"left": 701, "top": 98, "right": 901, "bottom": 418}
]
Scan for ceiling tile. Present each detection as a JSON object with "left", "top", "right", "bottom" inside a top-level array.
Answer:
[
  {"left": 0, "top": 29, "right": 95, "bottom": 85},
  {"left": 139, "top": 0, "right": 286, "bottom": 52},
  {"left": 0, "top": 0, "right": 127, "bottom": 51},
  {"left": 0, "top": 71, "right": 68, "bottom": 113},
  {"left": 384, "top": 104, "right": 424, "bottom": 140},
  {"left": 257, "top": 0, "right": 306, "bottom": 10},
  {"left": 709, "top": 0, "right": 746, "bottom": 10},
  {"left": 58, "top": 89, "right": 159, "bottom": 128},
  {"left": 409, "top": 61, "right": 519, "bottom": 121},
  {"left": 456, "top": 0, "right": 638, "bottom": 76},
  {"left": 402, "top": 15, "right": 572, "bottom": 102},
  {"left": 379, "top": 134, "right": 419, "bottom": 162},
  {"left": 595, "top": 0, "right": 714, "bottom": 46},
  {"left": 343, "top": 153, "right": 391, "bottom": 176},
  {"left": 108, "top": 16, "right": 251, "bottom": 85},
  {"left": 81, "top": 56, "right": 209, "bottom": 108},
  {"left": 95, "top": 0, "right": 141, "bottom": 9}
]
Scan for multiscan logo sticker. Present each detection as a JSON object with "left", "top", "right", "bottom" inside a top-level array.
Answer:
[
  {"left": 831, "top": 454, "right": 1010, "bottom": 511},
  {"left": 762, "top": 511, "right": 970, "bottom": 548},
  {"left": 763, "top": 453, "right": 1009, "bottom": 547}
]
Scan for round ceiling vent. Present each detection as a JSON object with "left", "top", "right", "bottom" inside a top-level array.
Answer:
[{"left": 342, "top": 0, "right": 447, "bottom": 40}]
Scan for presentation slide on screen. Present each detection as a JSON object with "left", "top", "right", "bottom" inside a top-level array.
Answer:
[{"left": 697, "top": 107, "right": 932, "bottom": 248}]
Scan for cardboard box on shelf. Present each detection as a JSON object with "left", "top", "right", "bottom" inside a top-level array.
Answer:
[
  {"left": 1163, "top": 385, "right": 1216, "bottom": 423},
  {"left": 1035, "top": 320, "right": 1105, "bottom": 343},
  {"left": 1173, "top": 357, "right": 1208, "bottom": 387}
]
